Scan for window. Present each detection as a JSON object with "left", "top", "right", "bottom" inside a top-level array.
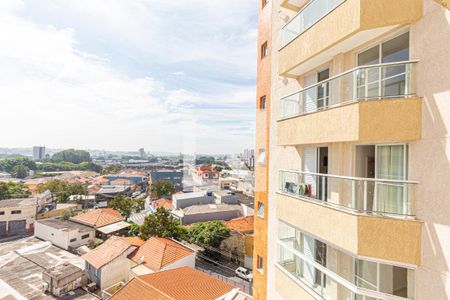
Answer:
[
  {"left": 11, "top": 210, "right": 21, "bottom": 215},
  {"left": 0, "top": 211, "right": 4, "bottom": 215},
  {"left": 81, "top": 234, "right": 90, "bottom": 240},
  {"left": 259, "top": 96, "right": 266, "bottom": 110},
  {"left": 261, "top": 42, "right": 268, "bottom": 59},
  {"left": 70, "top": 238, "right": 77, "bottom": 243},
  {"left": 257, "top": 255, "right": 264, "bottom": 273},
  {"left": 257, "top": 149, "right": 266, "bottom": 165},
  {"left": 257, "top": 202, "right": 265, "bottom": 218},
  {"left": 262, "top": 0, "right": 269, "bottom": 9}
]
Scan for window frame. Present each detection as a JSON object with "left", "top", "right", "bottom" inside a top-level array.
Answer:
[
  {"left": 259, "top": 95, "right": 267, "bottom": 111},
  {"left": 257, "top": 202, "right": 265, "bottom": 218},
  {"left": 11, "top": 210, "right": 21, "bottom": 215},
  {"left": 257, "top": 255, "right": 264, "bottom": 273},
  {"left": 261, "top": 42, "right": 268, "bottom": 59}
]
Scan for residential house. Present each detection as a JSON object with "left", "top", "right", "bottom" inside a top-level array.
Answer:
[
  {"left": 82, "top": 236, "right": 137, "bottom": 290},
  {"left": 95, "top": 185, "right": 132, "bottom": 202},
  {"left": 42, "top": 262, "right": 84, "bottom": 297},
  {"left": 128, "top": 237, "right": 196, "bottom": 277},
  {"left": 213, "top": 190, "right": 238, "bottom": 205},
  {"left": 110, "top": 267, "right": 246, "bottom": 300},
  {"left": 70, "top": 208, "right": 130, "bottom": 240},
  {"left": 0, "top": 198, "right": 37, "bottom": 235},
  {"left": 192, "top": 165, "right": 219, "bottom": 185},
  {"left": 223, "top": 216, "right": 254, "bottom": 269},
  {"left": 254, "top": 0, "right": 450, "bottom": 299},
  {"left": 34, "top": 218, "right": 95, "bottom": 250}
]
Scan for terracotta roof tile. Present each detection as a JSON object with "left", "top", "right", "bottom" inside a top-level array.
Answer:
[
  {"left": 70, "top": 208, "right": 123, "bottom": 228},
  {"left": 223, "top": 216, "right": 254, "bottom": 234},
  {"left": 155, "top": 199, "right": 173, "bottom": 210},
  {"left": 111, "top": 267, "right": 234, "bottom": 300},
  {"left": 82, "top": 236, "right": 132, "bottom": 269},
  {"left": 118, "top": 236, "right": 145, "bottom": 247},
  {"left": 128, "top": 237, "right": 193, "bottom": 271}
]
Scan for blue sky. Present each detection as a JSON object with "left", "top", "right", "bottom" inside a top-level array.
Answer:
[{"left": 0, "top": 0, "right": 257, "bottom": 154}]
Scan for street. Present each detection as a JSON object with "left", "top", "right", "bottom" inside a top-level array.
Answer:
[{"left": 195, "top": 255, "right": 253, "bottom": 295}]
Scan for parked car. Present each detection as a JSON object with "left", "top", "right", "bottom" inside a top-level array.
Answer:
[{"left": 235, "top": 267, "right": 253, "bottom": 281}]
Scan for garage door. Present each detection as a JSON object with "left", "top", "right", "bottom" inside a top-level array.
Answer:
[
  {"left": 8, "top": 220, "right": 26, "bottom": 235},
  {"left": 0, "top": 222, "right": 6, "bottom": 236}
]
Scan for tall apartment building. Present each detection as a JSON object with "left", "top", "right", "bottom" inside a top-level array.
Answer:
[
  {"left": 32, "top": 146, "right": 45, "bottom": 161},
  {"left": 253, "top": 1, "right": 450, "bottom": 299}
]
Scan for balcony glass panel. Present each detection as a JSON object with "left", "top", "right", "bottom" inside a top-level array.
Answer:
[
  {"left": 277, "top": 222, "right": 414, "bottom": 300},
  {"left": 280, "top": 61, "right": 417, "bottom": 119},
  {"left": 282, "top": 0, "right": 344, "bottom": 46},
  {"left": 279, "top": 170, "right": 417, "bottom": 217}
]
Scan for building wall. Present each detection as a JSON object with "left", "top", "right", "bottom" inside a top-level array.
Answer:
[
  {"left": 35, "top": 222, "right": 95, "bottom": 250},
  {"left": 253, "top": 0, "right": 272, "bottom": 298},
  {"left": 0, "top": 205, "right": 36, "bottom": 234},
  {"left": 160, "top": 252, "right": 196, "bottom": 272},
  {"left": 180, "top": 210, "right": 241, "bottom": 225},
  {"left": 265, "top": 0, "right": 449, "bottom": 299},
  {"left": 151, "top": 171, "right": 183, "bottom": 190},
  {"left": 173, "top": 195, "right": 213, "bottom": 210},
  {"left": 409, "top": 1, "right": 450, "bottom": 299}
]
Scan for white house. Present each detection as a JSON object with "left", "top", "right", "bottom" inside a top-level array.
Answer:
[
  {"left": 82, "top": 236, "right": 137, "bottom": 290},
  {"left": 0, "top": 198, "right": 37, "bottom": 236},
  {"left": 34, "top": 218, "right": 95, "bottom": 250},
  {"left": 127, "top": 237, "right": 196, "bottom": 277}
]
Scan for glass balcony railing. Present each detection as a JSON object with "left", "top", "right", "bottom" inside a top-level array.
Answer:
[
  {"left": 280, "top": 61, "right": 417, "bottom": 119},
  {"left": 279, "top": 169, "right": 418, "bottom": 217},
  {"left": 282, "top": 0, "right": 344, "bottom": 46}
]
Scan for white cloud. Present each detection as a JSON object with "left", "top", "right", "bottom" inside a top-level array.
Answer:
[{"left": 0, "top": 0, "right": 255, "bottom": 154}]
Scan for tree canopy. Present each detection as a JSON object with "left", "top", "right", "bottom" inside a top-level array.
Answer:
[
  {"left": 0, "top": 181, "right": 30, "bottom": 200},
  {"left": 51, "top": 149, "right": 92, "bottom": 164},
  {"left": 152, "top": 179, "right": 176, "bottom": 198},
  {"left": 36, "top": 161, "right": 102, "bottom": 172},
  {"left": 195, "top": 156, "right": 215, "bottom": 165},
  {"left": 109, "top": 193, "right": 145, "bottom": 219},
  {"left": 101, "top": 163, "right": 122, "bottom": 174},
  {"left": 186, "top": 221, "right": 231, "bottom": 248},
  {"left": 11, "top": 165, "right": 29, "bottom": 179},
  {"left": 140, "top": 207, "right": 185, "bottom": 240},
  {"left": 0, "top": 157, "right": 36, "bottom": 173},
  {"left": 36, "top": 179, "right": 86, "bottom": 202}
]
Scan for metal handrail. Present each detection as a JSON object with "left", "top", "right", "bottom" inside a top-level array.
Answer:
[
  {"left": 279, "top": 169, "right": 419, "bottom": 184},
  {"left": 281, "top": 60, "right": 418, "bottom": 100}
]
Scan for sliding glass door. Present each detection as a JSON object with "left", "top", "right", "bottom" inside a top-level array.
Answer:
[{"left": 375, "top": 144, "right": 407, "bottom": 214}]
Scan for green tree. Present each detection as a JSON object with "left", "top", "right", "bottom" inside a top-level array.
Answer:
[
  {"left": 195, "top": 156, "right": 215, "bottom": 165},
  {"left": 36, "top": 179, "right": 86, "bottom": 202},
  {"left": 0, "top": 182, "right": 30, "bottom": 200},
  {"left": 152, "top": 179, "right": 176, "bottom": 198},
  {"left": 61, "top": 208, "right": 76, "bottom": 220},
  {"left": 51, "top": 149, "right": 92, "bottom": 164},
  {"left": 129, "top": 221, "right": 140, "bottom": 236},
  {"left": 101, "top": 164, "right": 122, "bottom": 174},
  {"left": 187, "top": 221, "right": 231, "bottom": 248},
  {"left": 36, "top": 161, "right": 102, "bottom": 172},
  {"left": 140, "top": 207, "right": 186, "bottom": 240},
  {"left": 213, "top": 166, "right": 223, "bottom": 172},
  {"left": 11, "top": 165, "right": 29, "bottom": 179},
  {"left": 0, "top": 157, "right": 36, "bottom": 173},
  {"left": 109, "top": 193, "right": 145, "bottom": 219}
]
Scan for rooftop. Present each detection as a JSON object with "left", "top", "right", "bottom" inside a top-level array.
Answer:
[
  {"left": 154, "top": 198, "right": 173, "bottom": 210},
  {"left": 43, "top": 262, "right": 82, "bottom": 280},
  {"left": 96, "top": 185, "right": 130, "bottom": 194},
  {"left": 0, "top": 197, "right": 37, "bottom": 208},
  {"left": 97, "top": 220, "right": 131, "bottom": 235},
  {"left": 82, "top": 236, "right": 133, "bottom": 269},
  {"left": 110, "top": 267, "right": 234, "bottom": 300},
  {"left": 223, "top": 216, "right": 254, "bottom": 234},
  {"left": 70, "top": 208, "right": 123, "bottom": 228},
  {"left": 182, "top": 204, "right": 242, "bottom": 215},
  {"left": 128, "top": 237, "right": 194, "bottom": 271},
  {"left": 173, "top": 191, "right": 209, "bottom": 200},
  {"left": 118, "top": 236, "right": 145, "bottom": 247},
  {"left": 0, "top": 237, "right": 91, "bottom": 300},
  {"left": 36, "top": 218, "right": 93, "bottom": 233}
]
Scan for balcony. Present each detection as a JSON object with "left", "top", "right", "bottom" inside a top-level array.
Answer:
[
  {"left": 278, "top": 61, "right": 422, "bottom": 146},
  {"left": 279, "top": 0, "right": 422, "bottom": 76},
  {"left": 277, "top": 170, "right": 422, "bottom": 265},
  {"left": 280, "top": 0, "right": 309, "bottom": 11},
  {"left": 276, "top": 222, "right": 417, "bottom": 300}
]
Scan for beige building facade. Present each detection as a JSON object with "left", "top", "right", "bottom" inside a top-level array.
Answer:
[{"left": 254, "top": 0, "right": 450, "bottom": 299}]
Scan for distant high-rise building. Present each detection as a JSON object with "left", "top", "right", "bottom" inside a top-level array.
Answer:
[
  {"left": 32, "top": 146, "right": 45, "bottom": 161},
  {"left": 139, "top": 148, "right": 146, "bottom": 158}
]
